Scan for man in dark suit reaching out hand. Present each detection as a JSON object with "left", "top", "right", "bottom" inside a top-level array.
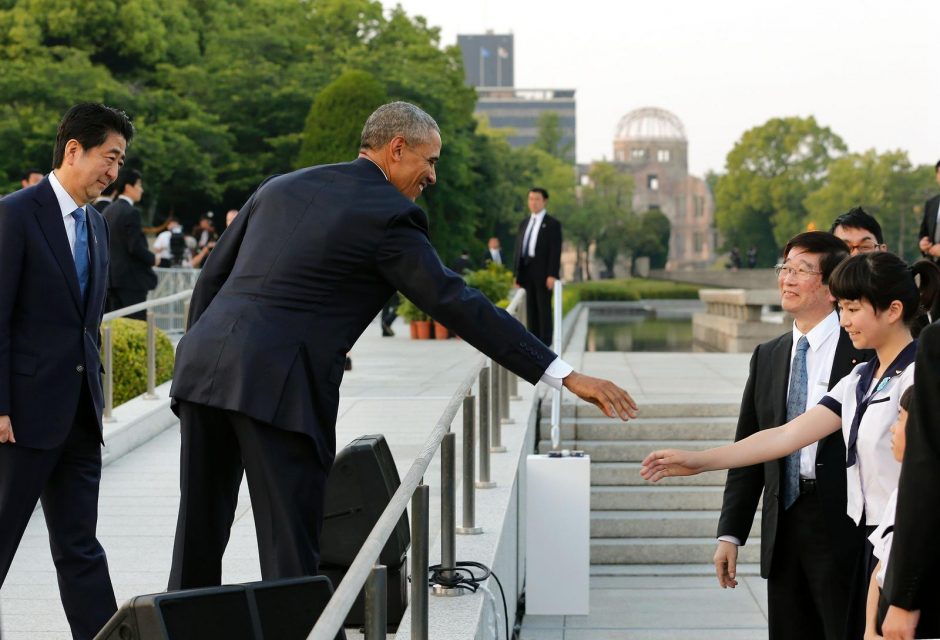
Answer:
[{"left": 168, "top": 102, "right": 638, "bottom": 590}]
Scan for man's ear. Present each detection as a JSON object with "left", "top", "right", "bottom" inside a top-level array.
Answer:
[
  {"left": 389, "top": 135, "right": 407, "bottom": 162},
  {"left": 63, "top": 139, "right": 82, "bottom": 167}
]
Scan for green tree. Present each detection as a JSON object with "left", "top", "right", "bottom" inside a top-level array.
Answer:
[
  {"left": 297, "top": 70, "right": 388, "bottom": 168},
  {"left": 534, "top": 111, "right": 573, "bottom": 162},
  {"left": 580, "top": 162, "right": 635, "bottom": 276},
  {"left": 635, "top": 209, "right": 671, "bottom": 269},
  {"left": 803, "top": 150, "right": 936, "bottom": 260},
  {"left": 714, "top": 116, "right": 846, "bottom": 265}
]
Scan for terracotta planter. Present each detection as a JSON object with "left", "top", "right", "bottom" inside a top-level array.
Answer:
[
  {"left": 409, "top": 321, "right": 418, "bottom": 339},
  {"left": 434, "top": 321, "right": 448, "bottom": 340},
  {"left": 414, "top": 320, "right": 432, "bottom": 340}
]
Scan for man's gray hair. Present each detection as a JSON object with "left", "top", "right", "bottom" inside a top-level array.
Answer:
[{"left": 360, "top": 101, "right": 439, "bottom": 150}]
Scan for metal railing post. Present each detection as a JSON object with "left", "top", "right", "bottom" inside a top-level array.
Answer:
[
  {"left": 411, "top": 484, "right": 430, "bottom": 640},
  {"left": 102, "top": 323, "right": 115, "bottom": 422},
  {"left": 457, "top": 395, "right": 482, "bottom": 535},
  {"left": 551, "top": 280, "right": 564, "bottom": 451},
  {"left": 144, "top": 310, "right": 158, "bottom": 399},
  {"left": 509, "top": 368, "right": 520, "bottom": 400},
  {"left": 490, "top": 360, "right": 505, "bottom": 453},
  {"left": 432, "top": 432, "right": 462, "bottom": 597},
  {"left": 499, "top": 366, "right": 513, "bottom": 424},
  {"left": 182, "top": 299, "right": 191, "bottom": 333},
  {"left": 476, "top": 367, "right": 495, "bottom": 488},
  {"left": 364, "top": 564, "right": 387, "bottom": 639}
]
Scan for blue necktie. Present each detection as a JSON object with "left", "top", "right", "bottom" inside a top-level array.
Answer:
[
  {"left": 71, "top": 207, "right": 89, "bottom": 301},
  {"left": 782, "top": 336, "right": 809, "bottom": 510}
]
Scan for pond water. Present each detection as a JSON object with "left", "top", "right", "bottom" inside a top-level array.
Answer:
[{"left": 586, "top": 316, "right": 694, "bottom": 352}]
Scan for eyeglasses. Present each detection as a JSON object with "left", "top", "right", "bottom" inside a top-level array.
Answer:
[
  {"left": 843, "top": 240, "right": 880, "bottom": 253},
  {"left": 774, "top": 264, "right": 822, "bottom": 279}
]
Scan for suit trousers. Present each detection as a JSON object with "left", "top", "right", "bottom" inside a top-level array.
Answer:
[
  {"left": 168, "top": 401, "right": 329, "bottom": 591},
  {"left": 766, "top": 489, "right": 853, "bottom": 640},
  {"left": 520, "top": 267, "right": 553, "bottom": 346},
  {"left": 107, "top": 287, "right": 147, "bottom": 321},
  {"left": 0, "top": 385, "right": 117, "bottom": 640}
]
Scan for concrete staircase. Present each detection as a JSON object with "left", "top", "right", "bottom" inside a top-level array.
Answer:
[{"left": 537, "top": 401, "right": 762, "bottom": 575}]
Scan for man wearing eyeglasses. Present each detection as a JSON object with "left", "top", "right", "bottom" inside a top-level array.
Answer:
[
  {"left": 715, "top": 231, "right": 870, "bottom": 640},
  {"left": 830, "top": 207, "right": 887, "bottom": 255}
]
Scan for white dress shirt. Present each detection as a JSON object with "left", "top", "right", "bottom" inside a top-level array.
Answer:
[
  {"left": 489, "top": 248, "right": 502, "bottom": 264},
  {"left": 821, "top": 358, "right": 913, "bottom": 525},
  {"left": 48, "top": 170, "right": 84, "bottom": 257},
  {"left": 523, "top": 209, "right": 546, "bottom": 258},
  {"left": 790, "top": 311, "right": 840, "bottom": 479}
]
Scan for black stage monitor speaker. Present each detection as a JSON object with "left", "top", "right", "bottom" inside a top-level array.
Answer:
[
  {"left": 320, "top": 434, "right": 410, "bottom": 567},
  {"left": 94, "top": 576, "right": 345, "bottom": 640}
]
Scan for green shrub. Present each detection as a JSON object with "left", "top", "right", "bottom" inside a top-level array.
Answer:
[
  {"left": 396, "top": 296, "right": 428, "bottom": 322},
  {"left": 464, "top": 262, "right": 514, "bottom": 303},
  {"left": 561, "top": 278, "right": 702, "bottom": 315},
  {"left": 103, "top": 318, "right": 175, "bottom": 406}
]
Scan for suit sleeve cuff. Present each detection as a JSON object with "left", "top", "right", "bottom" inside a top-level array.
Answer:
[
  {"left": 539, "top": 357, "right": 574, "bottom": 390},
  {"left": 717, "top": 535, "right": 742, "bottom": 546}
]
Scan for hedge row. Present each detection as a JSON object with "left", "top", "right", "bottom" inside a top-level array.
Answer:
[
  {"left": 104, "top": 318, "right": 175, "bottom": 406},
  {"left": 560, "top": 279, "right": 703, "bottom": 315}
]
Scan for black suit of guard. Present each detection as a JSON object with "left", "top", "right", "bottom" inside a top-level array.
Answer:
[
  {"left": 168, "top": 158, "right": 557, "bottom": 589},
  {"left": 717, "top": 329, "right": 870, "bottom": 639}
]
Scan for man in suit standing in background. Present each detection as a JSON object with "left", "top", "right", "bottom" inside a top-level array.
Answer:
[
  {"left": 0, "top": 103, "right": 134, "bottom": 640},
  {"left": 168, "top": 101, "right": 638, "bottom": 591},
  {"left": 918, "top": 160, "right": 940, "bottom": 264},
  {"left": 482, "top": 236, "right": 504, "bottom": 266},
  {"left": 714, "top": 232, "right": 868, "bottom": 640},
  {"left": 102, "top": 167, "right": 158, "bottom": 320},
  {"left": 513, "top": 187, "right": 562, "bottom": 346}
]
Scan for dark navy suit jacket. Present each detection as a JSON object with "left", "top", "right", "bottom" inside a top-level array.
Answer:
[
  {"left": 170, "top": 158, "right": 556, "bottom": 468},
  {"left": 0, "top": 177, "right": 110, "bottom": 449}
]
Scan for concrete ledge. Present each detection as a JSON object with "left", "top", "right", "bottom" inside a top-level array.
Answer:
[{"left": 101, "top": 381, "right": 177, "bottom": 467}]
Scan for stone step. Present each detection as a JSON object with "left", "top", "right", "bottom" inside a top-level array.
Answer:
[
  {"left": 538, "top": 416, "right": 739, "bottom": 441},
  {"left": 537, "top": 439, "right": 730, "bottom": 462},
  {"left": 591, "top": 462, "right": 730, "bottom": 486},
  {"left": 591, "top": 510, "right": 761, "bottom": 538},
  {"left": 591, "top": 563, "right": 761, "bottom": 577},
  {"left": 561, "top": 401, "right": 739, "bottom": 420},
  {"left": 590, "top": 537, "right": 762, "bottom": 565},
  {"left": 592, "top": 486, "right": 727, "bottom": 511}
]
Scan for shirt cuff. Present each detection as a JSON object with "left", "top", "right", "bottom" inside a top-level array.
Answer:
[
  {"left": 717, "top": 535, "right": 742, "bottom": 546},
  {"left": 539, "top": 357, "right": 574, "bottom": 390}
]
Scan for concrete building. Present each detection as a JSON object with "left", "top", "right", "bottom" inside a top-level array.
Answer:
[
  {"left": 458, "top": 33, "right": 514, "bottom": 88},
  {"left": 611, "top": 107, "right": 716, "bottom": 270},
  {"left": 458, "top": 33, "right": 576, "bottom": 162}
]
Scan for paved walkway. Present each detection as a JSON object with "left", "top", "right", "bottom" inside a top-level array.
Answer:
[{"left": 0, "top": 318, "right": 766, "bottom": 639}]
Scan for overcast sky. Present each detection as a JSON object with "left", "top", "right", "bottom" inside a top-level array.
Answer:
[{"left": 380, "top": 0, "right": 938, "bottom": 177}]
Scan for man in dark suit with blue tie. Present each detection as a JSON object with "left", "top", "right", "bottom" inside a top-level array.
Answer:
[
  {"left": 0, "top": 103, "right": 135, "bottom": 640},
  {"left": 168, "top": 102, "right": 638, "bottom": 590},
  {"left": 715, "top": 232, "right": 869, "bottom": 640}
]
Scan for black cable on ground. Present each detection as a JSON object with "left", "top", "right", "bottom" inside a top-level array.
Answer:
[{"left": 427, "top": 561, "right": 509, "bottom": 640}]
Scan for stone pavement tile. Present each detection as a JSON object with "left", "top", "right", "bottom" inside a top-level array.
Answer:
[
  {"left": 522, "top": 614, "right": 566, "bottom": 629},
  {"left": 564, "top": 629, "right": 766, "bottom": 639},
  {"left": 562, "top": 587, "right": 766, "bottom": 630},
  {"left": 519, "top": 629, "right": 565, "bottom": 640},
  {"left": 588, "top": 576, "right": 723, "bottom": 590},
  {"left": 741, "top": 576, "right": 769, "bottom": 618}
]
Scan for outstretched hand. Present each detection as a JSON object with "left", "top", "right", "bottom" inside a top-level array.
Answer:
[
  {"left": 640, "top": 448, "right": 705, "bottom": 481},
  {"left": 562, "top": 371, "right": 638, "bottom": 421}
]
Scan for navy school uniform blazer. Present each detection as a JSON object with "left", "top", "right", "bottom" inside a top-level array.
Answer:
[
  {"left": 0, "top": 178, "right": 110, "bottom": 449},
  {"left": 170, "top": 159, "right": 557, "bottom": 468}
]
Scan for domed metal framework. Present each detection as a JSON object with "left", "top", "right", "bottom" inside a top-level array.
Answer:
[{"left": 615, "top": 107, "right": 687, "bottom": 141}]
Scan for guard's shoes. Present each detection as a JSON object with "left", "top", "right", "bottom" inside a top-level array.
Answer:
[
  {"left": 381, "top": 321, "right": 395, "bottom": 337},
  {"left": 344, "top": 356, "right": 352, "bottom": 371}
]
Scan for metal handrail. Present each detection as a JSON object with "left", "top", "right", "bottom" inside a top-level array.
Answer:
[
  {"left": 308, "top": 287, "right": 526, "bottom": 640},
  {"left": 101, "top": 289, "right": 193, "bottom": 418}
]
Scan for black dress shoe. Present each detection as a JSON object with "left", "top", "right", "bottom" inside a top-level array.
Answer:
[
  {"left": 381, "top": 320, "right": 395, "bottom": 337},
  {"left": 344, "top": 356, "right": 352, "bottom": 371}
]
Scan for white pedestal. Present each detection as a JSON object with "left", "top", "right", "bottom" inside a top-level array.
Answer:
[{"left": 525, "top": 454, "right": 590, "bottom": 615}]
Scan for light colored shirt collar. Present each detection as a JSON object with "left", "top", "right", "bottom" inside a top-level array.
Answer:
[
  {"left": 361, "top": 156, "right": 389, "bottom": 181},
  {"left": 530, "top": 208, "right": 546, "bottom": 220},
  {"left": 792, "top": 309, "right": 839, "bottom": 352},
  {"left": 118, "top": 194, "right": 135, "bottom": 205},
  {"left": 48, "top": 170, "right": 84, "bottom": 219}
]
